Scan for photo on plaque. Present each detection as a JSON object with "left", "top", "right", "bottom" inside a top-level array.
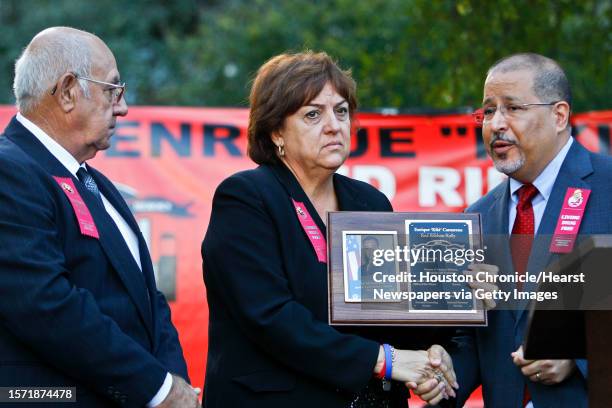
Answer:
[
  {"left": 342, "top": 231, "right": 400, "bottom": 302},
  {"left": 405, "top": 220, "right": 476, "bottom": 313},
  {"left": 328, "top": 212, "right": 485, "bottom": 326}
]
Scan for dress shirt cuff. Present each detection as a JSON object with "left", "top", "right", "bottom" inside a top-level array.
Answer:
[{"left": 147, "top": 372, "right": 172, "bottom": 407}]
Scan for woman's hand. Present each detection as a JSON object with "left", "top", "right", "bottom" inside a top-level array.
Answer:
[{"left": 391, "top": 349, "right": 433, "bottom": 384}]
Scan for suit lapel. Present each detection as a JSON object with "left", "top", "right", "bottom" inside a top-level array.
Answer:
[
  {"left": 483, "top": 181, "right": 517, "bottom": 302},
  {"left": 268, "top": 163, "right": 327, "bottom": 234},
  {"left": 268, "top": 163, "right": 371, "bottom": 233},
  {"left": 485, "top": 180, "right": 510, "bottom": 236},
  {"left": 5, "top": 118, "right": 154, "bottom": 340},
  {"left": 87, "top": 167, "right": 157, "bottom": 284},
  {"left": 332, "top": 174, "right": 371, "bottom": 212},
  {"left": 91, "top": 169, "right": 160, "bottom": 344},
  {"left": 267, "top": 163, "right": 373, "bottom": 273},
  {"left": 137, "top": 235, "right": 159, "bottom": 346},
  {"left": 515, "top": 140, "right": 594, "bottom": 325},
  {"left": 83, "top": 194, "right": 154, "bottom": 337},
  {"left": 87, "top": 169, "right": 155, "bottom": 338}
]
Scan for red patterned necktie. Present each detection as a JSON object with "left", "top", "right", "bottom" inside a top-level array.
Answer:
[
  {"left": 510, "top": 183, "right": 539, "bottom": 290},
  {"left": 510, "top": 184, "right": 538, "bottom": 407}
]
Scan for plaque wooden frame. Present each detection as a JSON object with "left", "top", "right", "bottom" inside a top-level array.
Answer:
[{"left": 327, "top": 212, "right": 487, "bottom": 326}]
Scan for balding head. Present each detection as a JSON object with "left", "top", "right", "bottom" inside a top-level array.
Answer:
[
  {"left": 486, "top": 53, "right": 572, "bottom": 108},
  {"left": 12, "top": 27, "right": 127, "bottom": 163},
  {"left": 13, "top": 27, "right": 106, "bottom": 113}
]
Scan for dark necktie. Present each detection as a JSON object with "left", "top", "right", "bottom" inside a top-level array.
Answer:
[
  {"left": 510, "top": 183, "right": 539, "bottom": 287},
  {"left": 76, "top": 167, "right": 103, "bottom": 206}
]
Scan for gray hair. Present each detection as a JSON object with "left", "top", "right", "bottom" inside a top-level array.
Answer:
[
  {"left": 487, "top": 53, "right": 572, "bottom": 108},
  {"left": 13, "top": 28, "right": 93, "bottom": 113}
]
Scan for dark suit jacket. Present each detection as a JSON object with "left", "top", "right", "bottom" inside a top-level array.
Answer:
[
  {"left": 0, "top": 117, "right": 188, "bottom": 407},
  {"left": 448, "top": 140, "right": 612, "bottom": 408},
  {"left": 202, "top": 162, "right": 452, "bottom": 408}
]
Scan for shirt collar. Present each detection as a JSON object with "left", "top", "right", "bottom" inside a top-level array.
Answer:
[
  {"left": 509, "top": 137, "right": 574, "bottom": 202},
  {"left": 16, "top": 112, "right": 84, "bottom": 176}
]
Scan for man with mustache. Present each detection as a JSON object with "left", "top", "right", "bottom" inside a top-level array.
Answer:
[
  {"left": 0, "top": 27, "right": 198, "bottom": 407},
  {"left": 439, "top": 53, "right": 610, "bottom": 407}
]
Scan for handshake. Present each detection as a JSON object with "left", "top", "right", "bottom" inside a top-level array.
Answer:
[{"left": 374, "top": 344, "right": 458, "bottom": 406}]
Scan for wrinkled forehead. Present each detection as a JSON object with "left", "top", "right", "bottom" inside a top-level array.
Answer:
[{"left": 482, "top": 69, "right": 536, "bottom": 104}]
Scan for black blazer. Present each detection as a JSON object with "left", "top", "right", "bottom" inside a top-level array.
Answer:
[
  {"left": 0, "top": 117, "right": 188, "bottom": 407},
  {"left": 202, "top": 163, "right": 451, "bottom": 407}
]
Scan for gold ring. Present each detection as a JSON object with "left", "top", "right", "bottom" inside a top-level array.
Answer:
[{"left": 535, "top": 372, "right": 541, "bottom": 381}]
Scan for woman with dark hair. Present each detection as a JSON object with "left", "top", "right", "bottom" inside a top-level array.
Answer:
[{"left": 202, "top": 51, "right": 457, "bottom": 407}]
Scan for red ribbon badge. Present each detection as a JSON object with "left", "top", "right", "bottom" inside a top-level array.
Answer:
[
  {"left": 53, "top": 177, "right": 100, "bottom": 239},
  {"left": 291, "top": 198, "right": 327, "bottom": 263},
  {"left": 549, "top": 187, "right": 590, "bottom": 253}
]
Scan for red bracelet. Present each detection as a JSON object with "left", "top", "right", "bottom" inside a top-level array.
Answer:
[{"left": 375, "top": 353, "right": 386, "bottom": 379}]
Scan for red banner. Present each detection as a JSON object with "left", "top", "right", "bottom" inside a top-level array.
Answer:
[{"left": 1, "top": 106, "right": 611, "bottom": 393}]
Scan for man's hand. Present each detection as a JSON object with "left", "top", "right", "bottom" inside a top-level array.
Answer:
[
  {"left": 409, "top": 378, "right": 448, "bottom": 405},
  {"left": 406, "top": 345, "right": 459, "bottom": 405},
  {"left": 465, "top": 264, "right": 499, "bottom": 309},
  {"left": 155, "top": 374, "right": 200, "bottom": 408},
  {"left": 512, "top": 346, "right": 576, "bottom": 385}
]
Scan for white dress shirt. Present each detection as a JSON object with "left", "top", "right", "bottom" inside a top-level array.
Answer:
[{"left": 16, "top": 113, "right": 172, "bottom": 407}]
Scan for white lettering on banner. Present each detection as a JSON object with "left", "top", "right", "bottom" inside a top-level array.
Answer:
[
  {"left": 464, "top": 167, "right": 483, "bottom": 206},
  {"left": 339, "top": 165, "right": 506, "bottom": 207},
  {"left": 337, "top": 165, "right": 396, "bottom": 200},
  {"left": 419, "top": 167, "right": 463, "bottom": 207},
  {"left": 418, "top": 166, "right": 506, "bottom": 207}
]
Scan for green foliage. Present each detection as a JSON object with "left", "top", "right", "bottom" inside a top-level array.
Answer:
[{"left": 0, "top": 0, "right": 610, "bottom": 112}]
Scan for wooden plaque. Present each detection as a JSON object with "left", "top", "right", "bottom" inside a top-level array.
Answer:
[{"left": 327, "top": 212, "right": 487, "bottom": 326}]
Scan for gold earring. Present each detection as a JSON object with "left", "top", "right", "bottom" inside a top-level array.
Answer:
[{"left": 278, "top": 144, "right": 285, "bottom": 157}]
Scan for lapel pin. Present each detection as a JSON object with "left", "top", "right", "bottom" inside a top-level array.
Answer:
[
  {"left": 61, "top": 182, "right": 74, "bottom": 194},
  {"left": 568, "top": 189, "right": 583, "bottom": 207}
]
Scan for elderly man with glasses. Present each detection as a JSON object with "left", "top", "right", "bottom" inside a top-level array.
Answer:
[
  {"left": 431, "top": 53, "right": 611, "bottom": 408},
  {"left": 0, "top": 27, "right": 198, "bottom": 407}
]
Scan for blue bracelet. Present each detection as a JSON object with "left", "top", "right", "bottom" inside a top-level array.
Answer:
[{"left": 383, "top": 343, "right": 392, "bottom": 380}]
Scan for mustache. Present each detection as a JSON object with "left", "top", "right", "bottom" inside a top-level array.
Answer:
[{"left": 489, "top": 132, "right": 518, "bottom": 148}]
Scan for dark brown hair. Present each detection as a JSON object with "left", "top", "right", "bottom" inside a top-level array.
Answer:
[{"left": 247, "top": 51, "right": 357, "bottom": 165}]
